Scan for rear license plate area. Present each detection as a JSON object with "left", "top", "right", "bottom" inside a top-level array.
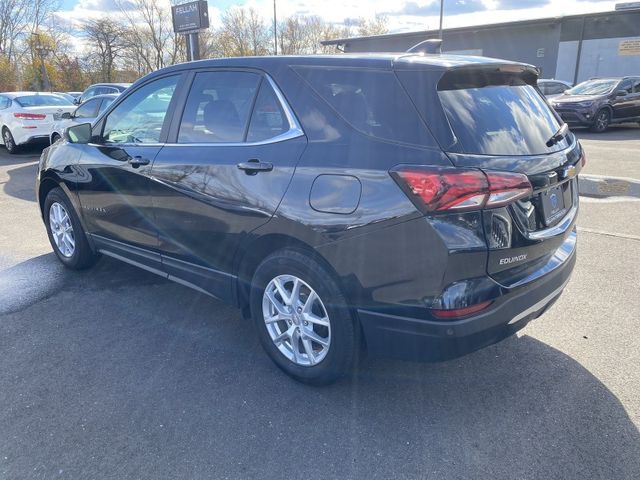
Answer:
[{"left": 540, "top": 182, "right": 572, "bottom": 226}]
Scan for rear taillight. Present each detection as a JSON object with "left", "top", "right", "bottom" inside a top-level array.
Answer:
[
  {"left": 431, "top": 300, "right": 493, "bottom": 319},
  {"left": 391, "top": 166, "right": 532, "bottom": 213},
  {"left": 14, "top": 112, "right": 46, "bottom": 120}
]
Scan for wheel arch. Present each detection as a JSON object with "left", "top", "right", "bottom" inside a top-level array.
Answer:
[
  {"left": 234, "top": 232, "right": 367, "bottom": 352},
  {"left": 234, "top": 233, "right": 352, "bottom": 314}
]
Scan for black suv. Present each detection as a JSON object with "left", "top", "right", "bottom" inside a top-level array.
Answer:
[
  {"left": 37, "top": 54, "right": 582, "bottom": 384},
  {"left": 550, "top": 76, "right": 640, "bottom": 132}
]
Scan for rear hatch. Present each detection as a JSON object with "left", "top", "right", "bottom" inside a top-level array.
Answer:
[{"left": 396, "top": 62, "right": 583, "bottom": 287}]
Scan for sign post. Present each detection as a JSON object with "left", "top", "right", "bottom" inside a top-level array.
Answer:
[{"left": 171, "top": 0, "right": 209, "bottom": 61}]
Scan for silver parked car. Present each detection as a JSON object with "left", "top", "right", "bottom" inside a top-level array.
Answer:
[
  {"left": 538, "top": 79, "right": 572, "bottom": 99},
  {"left": 49, "top": 94, "right": 118, "bottom": 144}
]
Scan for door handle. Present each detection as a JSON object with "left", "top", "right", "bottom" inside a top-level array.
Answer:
[
  {"left": 128, "top": 156, "right": 150, "bottom": 168},
  {"left": 237, "top": 159, "right": 273, "bottom": 174}
]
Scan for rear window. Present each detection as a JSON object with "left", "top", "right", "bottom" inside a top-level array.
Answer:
[
  {"left": 438, "top": 70, "right": 568, "bottom": 155},
  {"left": 294, "top": 67, "right": 435, "bottom": 147},
  {"left": 15, "top": 95, "right": 74, "bottom": 107}
]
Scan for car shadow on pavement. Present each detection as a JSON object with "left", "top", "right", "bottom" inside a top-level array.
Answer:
[
  {"left": 573, "top": 123, "right": 640, "bottom": 142},
  {"left": 2, "top": 162, "right": 39, "bottom": 202},
  {"left": 1, "top": 255, "right": 638, "bottom": 479}
]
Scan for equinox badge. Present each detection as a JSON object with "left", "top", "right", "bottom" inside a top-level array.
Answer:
[{"left": 499, "top": 254, "right": 528, "bottom": 265}]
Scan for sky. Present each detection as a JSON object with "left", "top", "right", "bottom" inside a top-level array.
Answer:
[{"left": 55, "top": 0, "right": 622, "bottom": 35}]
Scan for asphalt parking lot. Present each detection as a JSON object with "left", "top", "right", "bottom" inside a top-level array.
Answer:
[{"left": 1, "top": 126, "right": 639, "bottom": 479}]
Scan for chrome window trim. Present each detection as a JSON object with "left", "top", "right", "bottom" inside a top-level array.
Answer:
[{"left": 166, "top": 73, "right": 304, "bottom": 147}]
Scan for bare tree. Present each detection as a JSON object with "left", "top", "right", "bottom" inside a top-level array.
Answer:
[
  {"left": 0, "top": 0, "right": 58, "bottom": 61},
  {"left": 355, "top": 14, "right": 389, "bottom": 37},
  {"left": 219, "top": 7, "right": 270, "bottom": 57},
  {"left": 118, "top": 0, "right": 180, "bottom": 74},
  {"left": 82, "top": 19, "right": 126, "bottom": 82}
]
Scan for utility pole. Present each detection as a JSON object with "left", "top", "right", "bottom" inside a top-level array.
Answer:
[
  {"left": 439, "top": 0, "right": 444, "bottom": 39},
  {"left": 273, "top": 0, "right": 278, "bottom": 55},
  {"left": 32, "top": 33, "right": 52, "bottom": 91}
]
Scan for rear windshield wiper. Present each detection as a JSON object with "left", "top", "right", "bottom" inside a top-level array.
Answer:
[{"left": 546, "top": 123, "right": 569, "bottom": 147}]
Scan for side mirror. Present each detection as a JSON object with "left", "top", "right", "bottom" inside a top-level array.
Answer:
[
  {"left": 616, "top": 90, "right": 628, "bottom": 97},
  {"left": 65, "top": 122, "right": 92, "bottom": 144},
  {"left": 60, "top": 112, "right": 72, "bottom": 120}
]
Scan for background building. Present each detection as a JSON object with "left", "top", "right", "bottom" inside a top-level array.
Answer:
[{"left": 322, "top": 8, "right": 640, "bottom": 84}]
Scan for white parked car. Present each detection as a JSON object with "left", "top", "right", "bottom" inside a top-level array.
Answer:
[
  {"left": 0, "top": 92, "right": 75, "bottom": 154},
  {"left": 49, "top": 94, "right": 118, "bottom": 144}
]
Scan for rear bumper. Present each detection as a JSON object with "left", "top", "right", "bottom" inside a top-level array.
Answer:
[{"left": 358, "top": 230, "right": 577, "bottom": 362}]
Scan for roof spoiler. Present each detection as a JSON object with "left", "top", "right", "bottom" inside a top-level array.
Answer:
[{"left": 406, "top": 39, "right": 442, "bottom": 55}]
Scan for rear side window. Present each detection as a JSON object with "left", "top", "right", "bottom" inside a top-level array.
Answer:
[
  {"left": 437, "top": 70, "right": 568, "bottom": 155},
  {"left": 294, "top": 67, "right": 435, "bottom": 147},
  {"left": 178, "top": 71, "right": 261, "bottom": 143},
  {"left": 75, "top": 98, "right": 100, "bottom": 118},
  {"left": 98, "top": 97, "right": 115, "bottom": 114},
  {"left": 247, "top": 81, "right": 289, "bottom": 142}
]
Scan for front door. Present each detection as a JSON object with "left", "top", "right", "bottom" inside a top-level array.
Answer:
[
  {"left": 611, "top": 79, "right": 635, "bottom": 120},
  {"left": 150, "top": 70, "right": 306, "bottom": 301},
  {"left": 75, "top": 74, "right": 183, "bottom": 270}
]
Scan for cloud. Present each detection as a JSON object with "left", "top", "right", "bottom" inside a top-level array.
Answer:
[
  {"left": 399, "top": 0, "right": 487, "bottom": 16},
  {"left": 496, "top": 0, "right": 550, "bottom": 10}
]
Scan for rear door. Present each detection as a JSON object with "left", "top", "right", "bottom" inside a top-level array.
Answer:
[{"left": 150, "top": 69, "right": 306, "bottom": 301}]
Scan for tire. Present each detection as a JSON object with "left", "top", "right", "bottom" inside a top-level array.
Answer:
[
  {"left": 590, "top": 109, "right": 610, "bottom": 133},
  {"left": 44, "top": 187, "right": 98, "bottom": 270},
  {"left": 2, "top": 127, "right": 18, "bottom": 154},
  {"left": 250, "top": 249, "right": 359, "bottom": 385}
]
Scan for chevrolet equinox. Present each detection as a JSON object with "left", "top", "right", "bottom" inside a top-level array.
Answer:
[{"left": 37, "top": 51, "right": 582, "bottom": 384}]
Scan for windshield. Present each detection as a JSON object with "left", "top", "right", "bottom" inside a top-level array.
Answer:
[
  {"left": 438, "top": 78, "right": 567, "bottom": 156},
  {"left": 565, "top": 79, "right": 618, "bottom": 96},
  {"left": 15, "top": 95, "right": 74, "bottom": 107}
]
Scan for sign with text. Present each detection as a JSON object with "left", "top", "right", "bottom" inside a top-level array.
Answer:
[
  {"left": 619, "top": 39, "right": 640, "bottom": 56},
  {"left": 172, "top": 1, "right": 209, "bottom": 34}
]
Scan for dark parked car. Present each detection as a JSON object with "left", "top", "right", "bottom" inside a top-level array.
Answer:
[
  {"left": 75, "top": 82, "right": 131, "bottom": 105},
  {"left": 550, "top": 76, "right": 640, "bottom": 132},
  {"left": 36, "top": 54, "right": 583, "bottom": 384}
]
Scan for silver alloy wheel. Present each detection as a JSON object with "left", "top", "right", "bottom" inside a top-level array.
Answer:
[
  {"left": 262, "top": 274, "right": 331, "bottom": 366},
  {"left": 595, "top": 111, "right": 609, "bottom": 131},
  {"left": 49, "top": 202, "right": 75, "bottom": 258},
  {"left": 3, "top": 129, "right": 13, "bottom": 150}
]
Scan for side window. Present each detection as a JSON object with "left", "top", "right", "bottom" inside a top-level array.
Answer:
[
  {"left": 549, "top": 83, "right": 566, "bottom": 95},
  {"left": 295, "top": 67, "right": 434, "bottom": 147},
  {"left": 619, "top": 80, "right": 633, "bottom": 95},
  {"left": 178, "top": 71, "right": 260, "bottom": 143},
  {"left": 538, "top": 83, "right": 550, "bottom": 95},
  {"left": 632, "top": 79, "right": 640, "bottom": 94},
  {"left": 247, "top": 81, "right": 289, "bottom": 142},
  {"left": 81, "top": 87, "right": 96, "bottom": 102},
  {"left": 103, "top": 75, "right": 179, "bottom": 144},
  {"left": 74, "top": 98, "right": 100, "bottom": 118},
  {"left": 98, "top": 97, "right": 115, "bottom": 114},
  {"left": 0, "top": 96, "right": 9, "bottom": 109}
]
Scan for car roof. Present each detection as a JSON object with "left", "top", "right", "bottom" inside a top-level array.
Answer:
[
  {"left": 146, "top": 53, "right": 533, "bottom": 77},
  {"left": 88, "top": 83, "right": 131, "bottom": 88},
  {"left": 81, "top": 93, "right": 119, "bottom": 101},
  {"left": 0, "top": 91, "right": 69, "bottom": 99}
]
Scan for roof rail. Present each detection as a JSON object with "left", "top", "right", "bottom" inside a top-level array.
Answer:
[{"left": 406, "top": 39, "right": 442, "bottom": 54}]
